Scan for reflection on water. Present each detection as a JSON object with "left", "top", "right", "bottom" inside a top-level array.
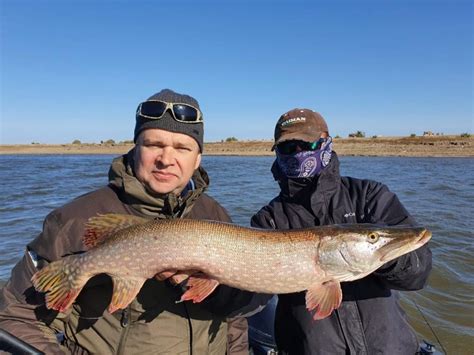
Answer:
[{"left": 0, "top": 155, "right": 473, "bottom": 353}]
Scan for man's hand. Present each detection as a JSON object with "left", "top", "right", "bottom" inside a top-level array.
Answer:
[{"left": 155, "top": 270, "right": 200, "bottom": 285}]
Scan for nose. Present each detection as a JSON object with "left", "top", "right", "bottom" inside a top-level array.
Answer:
[{"left": 157, "top": 147, "right": 175, "bottom": 166}]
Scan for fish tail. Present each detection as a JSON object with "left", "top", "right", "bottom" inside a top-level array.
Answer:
[{"left": 31, "top": 258, "right": 87, "bottom": 313}]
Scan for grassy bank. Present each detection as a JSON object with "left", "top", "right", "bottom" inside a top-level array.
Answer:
[{"left": 1, "top": 135, "right": 473, "bottom": 157}]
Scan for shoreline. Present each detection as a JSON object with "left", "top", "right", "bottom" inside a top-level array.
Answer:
[{"left": 1, "top": 136, "right": 473, "bottom": 157}]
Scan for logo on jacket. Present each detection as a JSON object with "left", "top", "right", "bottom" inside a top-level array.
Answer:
[{"left": 344, "top": 212, "right": 356, "bottom": 218}]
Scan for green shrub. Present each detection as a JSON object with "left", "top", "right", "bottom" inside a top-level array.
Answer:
[{"left": 349, "top": 131, "right": 365, "bottom": 138}]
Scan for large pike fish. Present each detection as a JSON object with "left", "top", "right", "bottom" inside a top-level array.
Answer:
[{"left": 31, "top": 214, "right": 431, "bottom": 320}]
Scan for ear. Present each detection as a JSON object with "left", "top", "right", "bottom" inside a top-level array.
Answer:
[{"left": 194, "top": 153, "right": 202, "bottom": 170}]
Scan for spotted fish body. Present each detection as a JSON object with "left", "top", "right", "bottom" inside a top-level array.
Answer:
[{"left": 31, "top": 214, "right": 431, "bottom": 319}]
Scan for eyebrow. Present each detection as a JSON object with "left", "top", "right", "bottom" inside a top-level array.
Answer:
[
  {"left": 142, "top": 138, "right": 195, "bottom": 149},
  {"left": 174, "top": 141, "right": 197, "bottom": 150},
  {"left": 141, "top": 139, "right": 163, "bottom": 145}
]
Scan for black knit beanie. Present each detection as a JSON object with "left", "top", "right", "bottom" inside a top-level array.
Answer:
[{"left": 134, "top": 89, "right": 204, "bottom": 152}]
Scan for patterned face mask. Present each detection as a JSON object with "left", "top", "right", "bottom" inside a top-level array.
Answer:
[{"left": 276, "top": 137, "right": 333, "bottom": 178}]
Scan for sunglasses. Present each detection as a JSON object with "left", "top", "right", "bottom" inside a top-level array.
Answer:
[
  {"left": 136, "top": 100, "right": 203, "bottom": 123},
  {"left": 277, "top": 139, "right": 325, "bottom": 155}
]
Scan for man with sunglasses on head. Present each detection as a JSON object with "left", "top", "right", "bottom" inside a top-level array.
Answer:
[
  {"left": 248, "top": 108, "right": 432, "bottom": 354},
  {"left": 0, "top": 89, "right": 268, "bottom": 354}
]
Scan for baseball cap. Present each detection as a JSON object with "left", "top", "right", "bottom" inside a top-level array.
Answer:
[{"left": 273, "top": 108, "right": 329, "bottom": 150}]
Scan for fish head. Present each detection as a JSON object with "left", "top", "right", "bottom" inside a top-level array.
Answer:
[{"left": 317, "top": 225, "right": 431, "bottom": 281}]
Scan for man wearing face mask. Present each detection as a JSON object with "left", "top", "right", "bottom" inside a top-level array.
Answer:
[{"left": 249, "top": 108, "right": 432, "bottom": 355}]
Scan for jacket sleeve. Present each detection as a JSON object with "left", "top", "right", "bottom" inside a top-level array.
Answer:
[
  {"left": 250, "top": 210, "right": 275, "bottom": 229},
  {"left": 365, "top": 182, "right": 432, "bottom": 290},
  {"left": 0, "top": 212, "right": 72, "bottom": 354},
  {"left": 250, "top": 206, "right": 276, "bottom": 230}
]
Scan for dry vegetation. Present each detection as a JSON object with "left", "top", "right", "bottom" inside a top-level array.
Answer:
[
  {"left": 1, "top": 135, "right": 473, "bottom": 157},
  {"left": 206, "top": 135, "right": 474, "bottom": 157}
]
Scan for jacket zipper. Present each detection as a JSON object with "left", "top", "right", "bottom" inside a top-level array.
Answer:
[
  {"left": 317, "top": 179, "right": 335, "bottom": 225},
  {"left": 319, "top": 178, "right": 369, "bottom": 354},
  {"left": 117, "top": 306, "right": 131, "bottom": 355}
]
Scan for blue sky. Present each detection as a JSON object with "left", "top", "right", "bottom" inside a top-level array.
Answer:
[{"left": 1, "top": 0, "right": 472, "bottom": 144}]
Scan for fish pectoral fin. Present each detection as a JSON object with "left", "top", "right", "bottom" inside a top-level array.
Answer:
[
  {"left": 83, "top": 214, "right": 150, "bottom": 249},
  {"left": 108, "top": 276, "right": 146, "bottom": 314},
  {"left": 180, "top": 274, "right": 220, "bottom": 303},
  {"left": 305, "top": 279, "right": 342, "bottom": 320}
]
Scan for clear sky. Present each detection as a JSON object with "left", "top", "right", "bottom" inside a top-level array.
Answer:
[{"left": 1, "top": 0, "right": 472, "bottom": 144}]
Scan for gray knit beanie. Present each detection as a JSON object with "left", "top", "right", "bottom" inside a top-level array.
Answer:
[{"left": 134, "top": 89, "right": 204, "bottom": 152}]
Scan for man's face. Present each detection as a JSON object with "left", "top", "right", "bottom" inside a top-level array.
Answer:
[{"left": 134, "top": 129, "right": 202, "bottom": 195}]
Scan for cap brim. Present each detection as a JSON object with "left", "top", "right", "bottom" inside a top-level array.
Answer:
[{"left": 272, "top": 132, "right": 323, "bottom": 150}]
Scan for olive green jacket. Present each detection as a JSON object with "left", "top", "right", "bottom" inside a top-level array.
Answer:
[{"left": 0, "top": 157, "right": 260, "bottom": 354}]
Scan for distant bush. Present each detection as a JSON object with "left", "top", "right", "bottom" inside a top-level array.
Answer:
[
  {"left": 460, "top": 133, "right": 471, "bottom": 138},
  {"left": 371, "top": 135, "right": 378, "bottom": 139},
  {"left": 225, "top": 137, "right": 238, "bottom": 142},
  {"left": 349, "top": 131, "right": 365, "bottom": 138},
  {"left": 72, "top": 139, "right": 81, "bottom": 145},
  {"left": 334, "top": 135, "right": 340, "bottom": 139},
  {"left": 102, "top": 139, "right": 116, "bottom": 145},
  {"left": 410, "top": 133, "right": 416, "bottom": 138}
]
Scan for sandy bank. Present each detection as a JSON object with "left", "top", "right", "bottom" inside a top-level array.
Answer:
[{"left": 1, "top": 136, "right": 473, "bottom": 157}]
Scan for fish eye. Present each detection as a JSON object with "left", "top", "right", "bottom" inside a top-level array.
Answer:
[{"left": 368, "top": 232, "right": 379, "bottom": 243}]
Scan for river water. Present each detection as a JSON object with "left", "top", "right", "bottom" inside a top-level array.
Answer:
[{"left": 0, "top": 154, "right": 472, "bottom": 353}]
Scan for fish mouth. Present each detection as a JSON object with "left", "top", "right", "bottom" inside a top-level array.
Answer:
[
  {"left": 380, "top": 228, "right": 431, "bottom": 263},
  {"left": 416, "top": 229, "right": 432, "bottom": 246}
]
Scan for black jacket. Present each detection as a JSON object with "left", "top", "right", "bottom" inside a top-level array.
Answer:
[{"left": 251, "top": 153, "right": 432, "bottom": 355}]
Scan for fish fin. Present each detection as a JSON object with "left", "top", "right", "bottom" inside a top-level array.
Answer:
[
  {"left": 83, "top": 214, "right": 149, "bottom": 249},
  {"left": 305, "top": 280, "right": 342, "bottom": 320},
  {"left": 31, "top": 257, "right": 87, "bottom": 313},
  {"left": 108, "top": 276, "right": 145, "bottom": 314},
  {"left": 180, "top": 274, "right": 220, "bottom": 303}
]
